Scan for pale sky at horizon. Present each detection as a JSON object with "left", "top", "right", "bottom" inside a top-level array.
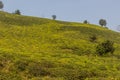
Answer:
[{"left": 2, "top": 0, "right": 120, "bottom": 31}]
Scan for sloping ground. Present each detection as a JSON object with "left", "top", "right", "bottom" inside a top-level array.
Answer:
[{"left": 0, "top": 11, "right": 120, "bottom": 80}]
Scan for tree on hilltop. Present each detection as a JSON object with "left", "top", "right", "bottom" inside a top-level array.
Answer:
[
  {"left": 52, "top": 15, "right": 56, "bottom": 20},
  {"left": 0, "top": 1, "right": 4, "bottom": 9},
  {"left": 13, "top": 9, "right": 21, "bottom": 15},
  {"left": 99, "top": 19, "right": 107, "bottom": 27},
  {"left": 83, "top": 20, "right": 89, "bottom": 24}
]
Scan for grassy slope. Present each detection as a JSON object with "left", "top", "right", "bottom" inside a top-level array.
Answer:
[{"left": 0, "top": 11, "right": 120, "bottom": 80}]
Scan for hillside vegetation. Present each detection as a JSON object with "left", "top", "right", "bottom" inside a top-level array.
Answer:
[{"left": 0, "top": 11, "right": 120, "bottom": 80}]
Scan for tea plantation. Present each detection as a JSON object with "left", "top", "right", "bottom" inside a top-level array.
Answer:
[{"left": 0, "top": 11, "right": 120, "bottom": 80}]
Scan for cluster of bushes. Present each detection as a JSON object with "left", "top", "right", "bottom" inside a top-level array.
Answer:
[
  {"left": 96, "top": 40, "right": 115, "bottom": 56},
  {"left": 58, "top": 34, "right": 115, "bottom": 56},
  {"left": 89, "top": 35, "right": 115, "bottom": 56},
  {"left": 0, "top": 51, "right": 113, "bottom": 80},
  {"left": 12, "top": 10, "right": 21, "bottom": 15}
]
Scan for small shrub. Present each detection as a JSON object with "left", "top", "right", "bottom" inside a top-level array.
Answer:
[
  {"left": 83, "top": 20, "right": 89, "bottom": 24},
  {"left": 13, "top": 9, "right": 21, "bottom": 15},
  {"left": 89, "top": 35, "right": 97, "bottom": 42},
  {"left": 0, "top": 1, "right": 4, "bottom": 9},
  {"left": 99, "top": 19, "right": 107, "bottom": 26},
  {"left": 15, "top": 60, "right": 28, "bottom": 71},
  {"left": 52, "top": 15, "right": 56, "bottom": 20},
  {"left": 96, "top": 40, "right": 115, "bottom": 56}
]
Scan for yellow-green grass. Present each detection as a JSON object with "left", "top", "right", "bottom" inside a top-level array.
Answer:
[{"left": 0, "top": 11, "right": 120, "bottom": 80}]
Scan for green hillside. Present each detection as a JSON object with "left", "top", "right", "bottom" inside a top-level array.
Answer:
[{"left": 0, "top": 11, "right": 120, "bottom": 80}]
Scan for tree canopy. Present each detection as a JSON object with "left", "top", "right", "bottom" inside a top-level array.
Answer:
[
  {"left": 13, "top": 10, "right": 21, "bottom": 15},
  {"left": 99, "top": 19, "right": 107, "bottom": 26},
  {"left": 0, "top": 1, "right": 4, "bottom": 9},
  {"left": 52, "top": 15, "right": 56, "bottom": 20}
]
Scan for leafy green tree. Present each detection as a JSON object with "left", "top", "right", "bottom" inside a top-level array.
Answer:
[
  {"left": 83, "top": 20, "right": 89, "bottom": 24},
  {"left": 52, "top": 15, "right": 56, "bottom": 20},
  {"left": 0, "top": 1, "right": 4, "bottom": 9},
  {"left": 96, "top": 40, "right": 115, "bottom": 56},
  {"left": 14, "top": 9, "right": 21, "bottom": 15},
  {"left": 99, "top": 19, "right": 107, "bottom": 26}
]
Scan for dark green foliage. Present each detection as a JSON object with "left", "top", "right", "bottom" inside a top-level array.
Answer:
[
  {"left": 83, "top": 20, "right": 89, "bottom": 24},
  {"left": 89, "top": 35, "right": 97, "bottom": 42},
  {"left": 52, "top": 15, "right": 56, "bottom": 20},
  {"left": 99, "top": 19, "right": 107, "bottom": 26},
  {"left": 28, "top": 62, "right": 50, "bottom": 77},
  {"left": 0, "top": 1, "right": 3, "bottom": 9},
  {"left": 96, "top": 40, "right": 115, "bottom": 55},
  {"left": 15, "top": 60, "right": 28, "bottom": 71},
  {"left": 13, "top": 10, "right": 21, "bottom": 15},
  {"left": 27, "top": 61, "right": 55, "bottom": 77}
]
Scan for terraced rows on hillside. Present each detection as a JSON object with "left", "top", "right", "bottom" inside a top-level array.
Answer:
[{"left": 0, "top": 11, "right": 120, "bottom": 80}]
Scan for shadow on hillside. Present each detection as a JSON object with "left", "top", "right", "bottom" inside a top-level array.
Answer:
[{"left": 113, "top": 54, "right": 120, "bottom": 59}]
